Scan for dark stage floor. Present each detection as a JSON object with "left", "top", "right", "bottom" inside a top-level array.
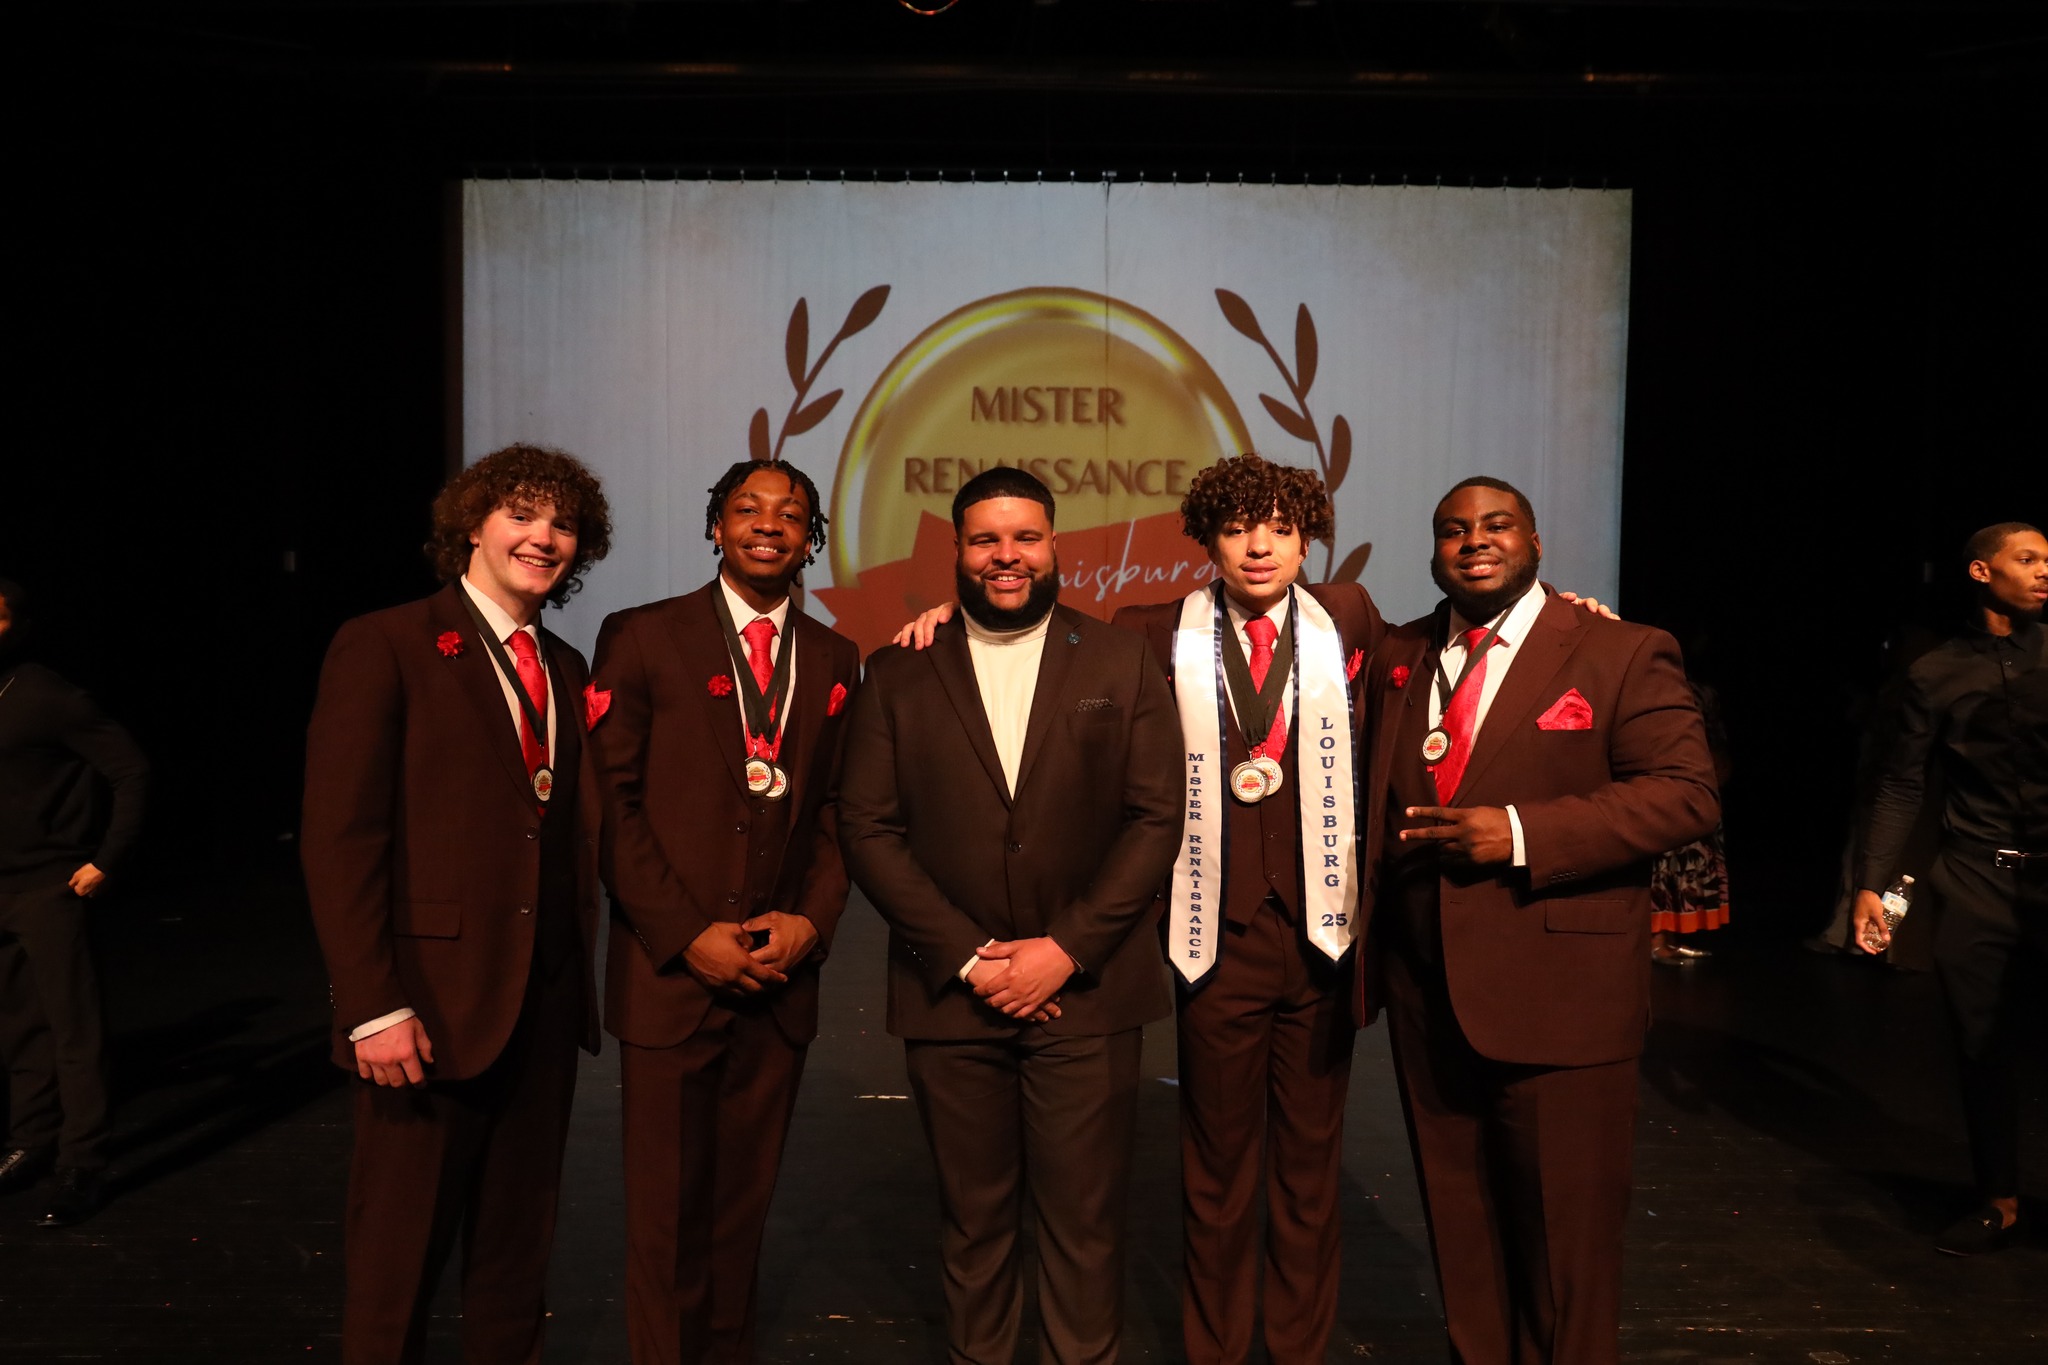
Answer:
[{"left": 4, "top": 862, "right": 2043, "bottom": 1363}]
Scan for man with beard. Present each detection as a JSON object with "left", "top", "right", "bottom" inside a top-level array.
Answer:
[
  {"left": 1854, "top": 522, "right": 2047, "bottom": 1256},
  {"left": 588, "top": 459, "right": 861, "bottom": 1365},
  {"left": 303, "top": 445, "right": 611, "bottom": 1364},
  {"left": 839, "top": 466, "right": 1182, "bottom": 1365},
  {"left": 1356, "top": 477, "right": 1718, "bottom": 1365}
]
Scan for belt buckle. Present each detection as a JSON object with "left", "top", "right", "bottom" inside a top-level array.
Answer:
[{"left": 1995, "top": 848, "right": 2024, "bottom": 871}]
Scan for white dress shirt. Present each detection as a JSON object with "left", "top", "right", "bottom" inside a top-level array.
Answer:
[
  {"left": 351, "top": 577, "right": 559, "bottom": 1042},
  {"left": 1426, "top": 583, "right": 1550, "bottom": 868},
  {"left": 957, "top": 605, "right": 1053, "bottom": 980},
  {"left": 717, "top": 573, "right": 795, "bottom": 749}
]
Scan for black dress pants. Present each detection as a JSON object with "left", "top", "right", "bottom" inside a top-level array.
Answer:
[
  {"left": 1929, "top": 842, "right": 2048, "bottom": 1200},
  {"left": 0, "top": 878, "right": 109, "bottom": 1172}
]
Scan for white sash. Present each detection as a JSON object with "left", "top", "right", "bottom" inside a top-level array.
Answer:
[{"left": 1168, "top": 583, "right": 1359, "bottom": 988}]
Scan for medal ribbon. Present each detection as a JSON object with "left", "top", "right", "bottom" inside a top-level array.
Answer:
[
  {"left": 710, "top": 585, "right": 795, "bottom": 765},
  {"left": 1219, "top": 606, "right": 1294, "bottom": 759},
  {"left": 456, "top": 590, "right": 553, "bottom": 802},
  {"left": 1427, "top": 607, "right": 1509, "bottom": 754}
]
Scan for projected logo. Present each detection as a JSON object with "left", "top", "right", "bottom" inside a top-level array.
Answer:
[{"left": 747, "top": 285, "right": 1366, "bottom": 651}]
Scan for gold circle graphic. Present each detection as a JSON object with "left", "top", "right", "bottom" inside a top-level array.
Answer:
[{"left": 830, "top": 287, "right": 1251, "bottom": 584}]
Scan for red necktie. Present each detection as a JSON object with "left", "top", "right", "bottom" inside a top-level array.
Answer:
[
  {"left": 1432, "top": 626, "right": 1493, "bottom": 803},
  {"left": 505, "top": 630, "right": 550, "bottom": 780},
  {"left": 1243, "top": 614, "right": 1287, "bottom": 754},
  {"left": 741, "top": 617, "right": 778, "bottom": 695}
]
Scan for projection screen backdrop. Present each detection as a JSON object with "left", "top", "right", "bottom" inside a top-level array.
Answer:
[{"left": 462, "top": 179, "right": 1631, "bottom": 658}]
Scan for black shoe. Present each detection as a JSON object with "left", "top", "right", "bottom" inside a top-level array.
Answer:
[
  {"left": 36, "top": 1167, "right": 105, "bottom": 1228},
  {"left": 1934, "top": 1204, "right": 2018, "bottom": 1256},
  {"left": 0, "top": 1146, "right": 54, "bottom": 1194}
]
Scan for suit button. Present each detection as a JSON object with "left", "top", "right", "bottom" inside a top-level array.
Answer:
[
  {"left": 736, "top": 821, "right": 748, "bottom": 833},
  {"left": 1008, "top": 842, "right": 1023, "bottom": 853},
  {"left": 525, "top": 829, "right": 537, "bottom": 841},
  {"left": 726, "top": 891, "right": 740, "bottom": 904},
  {"left": 518, "top": 904, "right": 532, "bottom": 915}
]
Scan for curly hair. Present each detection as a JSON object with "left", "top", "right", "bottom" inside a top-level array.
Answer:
[
  {"left": 425, "top": 444, "right": 614, "bottom": 607},
  {"left": 704, "top": 459, "right": 828, "bottom": 566},
  {"left": 1178, "top": 452, "right": 1334, "bottom": 547}
]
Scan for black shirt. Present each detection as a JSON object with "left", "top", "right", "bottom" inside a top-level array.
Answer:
[
  {"left": 1859, "top": 618, "right": 2047, "bottom": 890},
  {"left": 0, "top": 661, "right": 150, "bottom": 889}
]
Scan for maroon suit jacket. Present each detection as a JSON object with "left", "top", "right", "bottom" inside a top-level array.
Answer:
[
  {"left": 302, "top": 583, "right": 603, "bottom": 1080},
  {"left": 589, "top": 581, "right": 861, "bottom": 1049},
  {"left": 1357, "top": 592, "right": 1720, "bottom": 1064},
  {"left": 1114, "top": 581, "right": 1386, "bottom": 938},
  {"left": 839, "top": 604, "right": 1184, "bottom": 1041}
]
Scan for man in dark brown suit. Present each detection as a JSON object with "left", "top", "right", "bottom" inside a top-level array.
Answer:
[
  {"left": 302, "top": 444, "right": 613, "bottom": 1365},
  {"left": 840, "top": 466, "right": 1183, "bottom": 1365},
  {"left": 589, "top": 459, "right": 861, "bottom": 1365},
  {"left": 1109, "top": 454, "right": 1382, "bottom": 1365},
  {"left": 1358, "top": 477, "right": 1719, "bottom": 1365}
]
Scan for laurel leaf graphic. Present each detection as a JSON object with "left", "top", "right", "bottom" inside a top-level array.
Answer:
[
  {"left": 748, "top": 407, "right": 772, "bottom": 462},
  {"left": 785, "top": 298, "right": 810, "bottom": 390},
  {"left": 1216, "top": 289, "right": 1266, "bottom": 344},
  {"left": 1327, "top": 415, "right": 1353, "bottom": 492},
  {"left": 1294, "top": 304, "right": 1318, "bottom": 396},
  {"left": 1260, "top": 393, "right": 1316, "bottom": 443},
  {"left": 1331, "top": 541, "right": 1373, "bottom": 584},
  {"left": 786, "top": 388, "right": 843, "bottom": 437},
  {"left": 839, "top": 284, "right": 892, "bottom": 341}
]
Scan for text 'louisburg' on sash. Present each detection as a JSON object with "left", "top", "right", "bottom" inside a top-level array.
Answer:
[
  {"left": 1169, "top": 582, "right": 1360, "bottom": 988},
  {"left": 710, "top": 585, "right": 796, "bottom": 801}
]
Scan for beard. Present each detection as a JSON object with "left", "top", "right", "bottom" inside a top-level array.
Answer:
[
  {"left": 1431, "top": 549, "right": 1541, "bottom": 623},
  {"left": 957, "top": 561, "right": 1062, "bottom": 632}
]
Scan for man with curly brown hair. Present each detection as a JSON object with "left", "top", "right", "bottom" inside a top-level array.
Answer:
[
  {"left": 1113, "top": 452, "right": 1383, "bottom": 1365},
  {"left": 302, "top": 442, "right": 612, "bottom": 1365}
]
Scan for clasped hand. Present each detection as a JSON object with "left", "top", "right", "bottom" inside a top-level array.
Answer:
[
  {"left": 683, "top": 915, "right": 817, "bottom": 996},
  {"left": 968, "top": 937, "right": 1071, "bottom": 1022},
  {"left": 1398, "top": 805, "right": 1515, "bottom": 866}
]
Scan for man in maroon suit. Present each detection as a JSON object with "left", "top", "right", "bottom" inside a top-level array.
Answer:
[
  {"left": 588, "top": 459, "right": 861, "bottom": 1365},
  {"left": 302, "top": 443, "right": 613, "bottom": 1365},
  {"left": 1358, "top": 477, "right": 1719, "bottom": 1365},
  {"left": 1110, "top": 454, "right": 1382, "bottom": 1365}
]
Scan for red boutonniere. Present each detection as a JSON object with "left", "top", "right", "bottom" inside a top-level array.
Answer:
[
  {"left": 827, "top": 682, "right": 848, "bottom": 717},
  {"left": 1389, "top": 664, "right": 1411, "bottom": 690},
  {"left": 583, "top": 682, "right": 612, "bottom": 730},
  {"left": 436, "top": 631, "right": 464, "bottom": 658},
  {"left": 707, "top": 674, "right": 734, "bottom": 698},
  {"left": 1345, "top": 649, "right": 1365, "bottom": 682}
]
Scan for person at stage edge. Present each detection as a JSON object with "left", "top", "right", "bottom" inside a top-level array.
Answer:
[
  {"left": 0, "top": 577, "right": 148, "bottom": 1227},
  {"left": 301, "top": 445, "right": 612, "bottom": 1365},
  {"left": 1853, "top": 520, "right": 2047, "bottom": 1257},
  {"left": 840, "top": 466, "right": 1184, "bottom": 1365},
  {"left": 588, "top": 459, "right": 862, "bottom": 1365},
  {"left": 1357, "top": 477, "right": 1719, "bottom": 1365}
]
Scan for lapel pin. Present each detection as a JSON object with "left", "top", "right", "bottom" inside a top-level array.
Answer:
[{"left": 1067, "top": 631, "right": 1080, "bottom": 645}]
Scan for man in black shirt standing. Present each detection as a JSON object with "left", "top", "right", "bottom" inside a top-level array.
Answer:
[
  {"left": 1856, "top": 522, "right": 2048, "bottom": 1255},
  {"left": 0, "top": 578, "right": 149, "bottom": 1226}
]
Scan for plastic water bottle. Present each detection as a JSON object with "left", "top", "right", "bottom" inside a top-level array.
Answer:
[{"left": 1863, "top": 875, "right": 1915, "bottom": 952}]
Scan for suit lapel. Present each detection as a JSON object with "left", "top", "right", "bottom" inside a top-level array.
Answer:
[
  {"left": 431, "top": 585, "right": 540, "bottom": 806},
  {"left": 540, "top": 627, "right": 582, "bottom": 794},
  {"left": 775, "top": 609, "right": 833, "bottom": 814},
  {"left": 1455, "top": 594, "right": 1583, "bottom": 801},
  {"left": 661, "top": 584, "right": 752, "bottom": 796},
  {"left": 1369, "top": 632, "right": 1430, "bottom": 832},
  {"left": 1012, "top": 606, "right": 1081, "bottom": 798},
  {"left": 928, "top": 623, "right": 1014, "bottom": 809}
]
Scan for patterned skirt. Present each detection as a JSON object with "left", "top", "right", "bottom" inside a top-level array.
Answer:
[{"left": 1650, "top": 824, "right": 1730, "bottom": 934}]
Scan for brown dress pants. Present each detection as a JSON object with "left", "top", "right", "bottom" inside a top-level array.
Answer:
[
  {"left": 1383, "top": 943, "right": 1637, "bottom": 1365},
  {"left": 1177, "top": 896, "right": 1356, "bottom": 1365},
  {"left": 341, "top": 955, "right": 582, "bottom": 1365},
  {"left": 904, "top": 1027, "right": 1143, "bottom": 1365},
  {"left": 619, "top": 1002, "right": 808, "bottom": 1365}
]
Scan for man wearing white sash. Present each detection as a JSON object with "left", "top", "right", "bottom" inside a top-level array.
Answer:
[{"left": 1110, "top": 455, "right": 1381, "bottom": 1365}]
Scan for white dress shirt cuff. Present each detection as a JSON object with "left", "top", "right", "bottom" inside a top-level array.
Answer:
[
  {"left": 349, "top": 1007, "right": 417, "bottom": 1043},
  {"left": 958, "top": 939, "right": 997, "bottom": 982},
  {"left": 1506, "top": 805, "right": 1528, "bottom": 868}
]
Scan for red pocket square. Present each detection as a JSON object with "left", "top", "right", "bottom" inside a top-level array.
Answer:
[
  {"left": 827, "top": 682, "right": 848, "bottom": 717},
  {"left": 1537, "top": 688, "right": 1594, "bottom": 731},
  {"left": 583, "top": 682, "right": 612, "bottom": 731}
]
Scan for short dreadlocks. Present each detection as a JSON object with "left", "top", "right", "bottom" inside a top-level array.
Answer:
[{"left": 704, "top": 459, "right": 829, "bottom": 567}]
